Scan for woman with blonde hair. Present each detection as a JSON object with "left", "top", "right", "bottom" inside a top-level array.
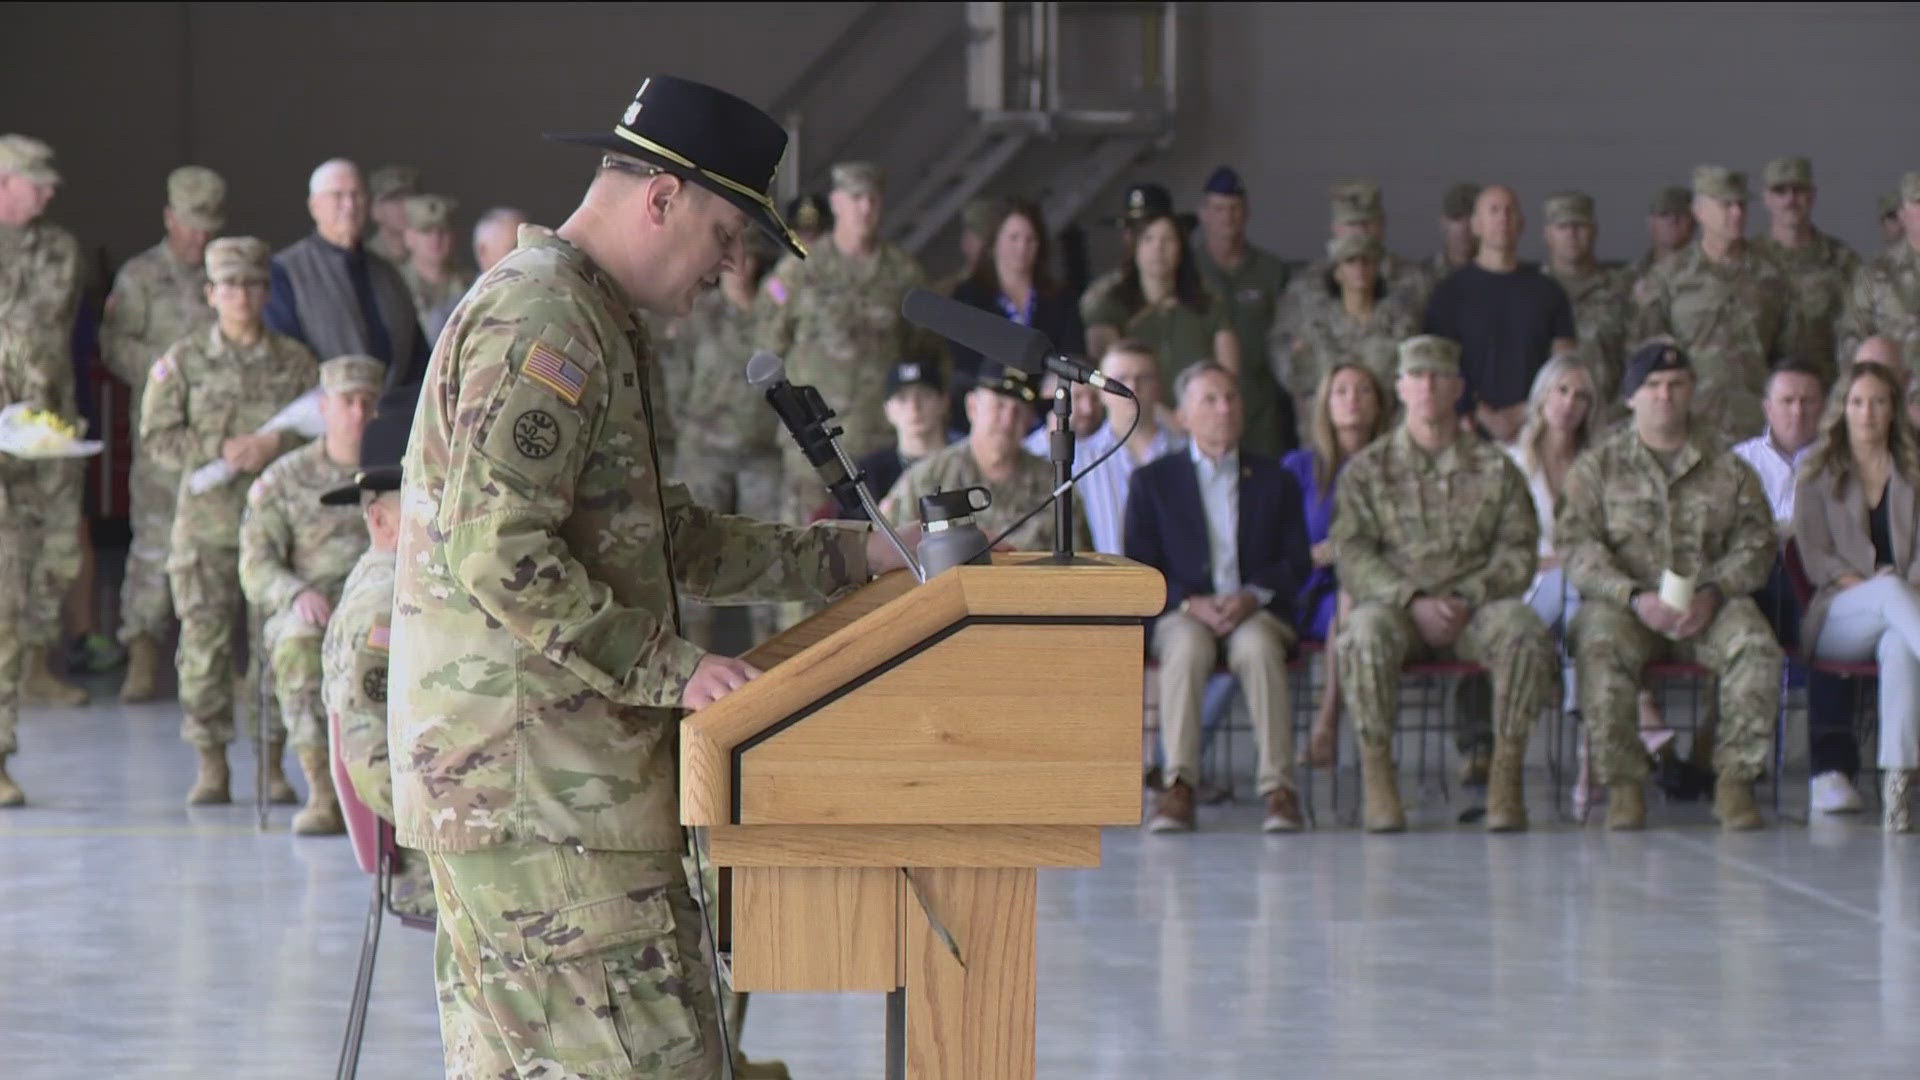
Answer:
[
  {"left": 1281, "top": 362, "right": 1392, "bottom": 766},
  {"left": 1793, "top": 360, "right": 1920, "bottom": 831}
]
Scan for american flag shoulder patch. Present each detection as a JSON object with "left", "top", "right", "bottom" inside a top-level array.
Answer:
[
  {"left": 523, "top": 342, "right": 587, "bottom": 406},
  {"left": 367, "top": 623, "right": 390, "bottom": 653}
]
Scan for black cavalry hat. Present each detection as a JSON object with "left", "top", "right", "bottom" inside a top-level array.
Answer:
[
  {"left": 547, "top": 75, "right": 806, "bottom": 259},
  {"left": 321, "top": 380, "right": 421, "bottom": 507}
]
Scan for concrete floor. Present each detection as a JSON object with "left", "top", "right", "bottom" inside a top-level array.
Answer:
[{"left": 3, "top": 689, "right": 1918, "bottom": 1079}]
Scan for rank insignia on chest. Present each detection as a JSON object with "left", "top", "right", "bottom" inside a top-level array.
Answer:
[{"left": 524, "top": 342, "right": 587, "bottom": 406}]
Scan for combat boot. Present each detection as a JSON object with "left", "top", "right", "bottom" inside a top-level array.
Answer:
[
  {"left": 1360, "top": 742, "right": 1406, "bottom": 833},
  {"left": 0, "top": 754, "right": 24, "bottom": 807},
  {"left": 119, "top": 635, "right": 162, "bottom": 703},
  {"left": 1605, "top": 783, "right": 1646, "bottom": 830},
  {"left": 187, "top": 744, "right": 231, "bottom": 805},
  {"left": 292, "top": 744, "right": 344, "bottom": 835},
  {"left": 20, "top": 645, "right": 88, "bottom": 707},
  {"left": 1484, "top": 736, "right": 1528, "bottom": 832},
  {"left": 262, "top": 738, "right": 298, "bottom": 805},
  {"left": 1712, "top": 774, "right": 1764, "bottom": 831},
  {"left": 735, "top": 1057, "right": 791, "bottom": 1079}
]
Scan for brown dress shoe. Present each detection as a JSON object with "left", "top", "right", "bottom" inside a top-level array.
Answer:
[
  {"left": 1147, "top": 780, "right": 1196, "bottom": 833},
  {"left": 1262, "top": 787, "right": 1304, "bottom": 832}
]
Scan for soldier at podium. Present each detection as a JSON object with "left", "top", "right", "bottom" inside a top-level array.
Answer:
[{"left": 387, "top": 78, "right": 917, "bottom": 1079}]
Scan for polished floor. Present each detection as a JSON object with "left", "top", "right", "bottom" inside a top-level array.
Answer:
[{"left": 3, "top": 688, "right": 1918, "bottom": 1078}]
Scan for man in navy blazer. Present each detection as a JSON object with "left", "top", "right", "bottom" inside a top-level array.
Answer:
[{"left": 1124, "top": 362, "right": 1312, "bottom": 834}]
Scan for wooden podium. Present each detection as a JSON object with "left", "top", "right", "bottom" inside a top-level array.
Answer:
[{"left": 681, "top": 553, "right": 1164, "bottom": 1079}]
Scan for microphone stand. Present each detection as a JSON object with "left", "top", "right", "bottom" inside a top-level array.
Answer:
[
  {"left": 1049, "top": 386, "right": 1075, "bottom": 564},
  {"left": 829, "top": 433, "right": 926, "bottom": 583}
]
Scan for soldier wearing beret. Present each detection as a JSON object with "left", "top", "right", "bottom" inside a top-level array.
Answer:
[
  {"left": 1330, "top": 334, "right": 1554, "bottom": 833},
  {"left": 1193, "top": 165, "right": 1293, "bottom": 457},
  {"left": 1838, "top": 172, "right": 1920, "bottom": 371},
  {"left": 102, "top": 165, "right": 228, "bottom": 702},
  {"left": 239, "top": 354, "right": 383, "bottom": 834},
  {"left": 141, "top": 236, "right": 319, "bottom": 805},
  {"left": 1753, "top": 156, "right": 1860, "bottom": 377},
  {"left": 1556, "top": 342, "right": 1781, "bottom": 830},
  {"left": 390, "top": 76, "right": 915, "bottom": 1078},
  {"left": 1542, "top": 191, "right": 1632, "bottom": 406},
  {"left": 396, "top": 193, "right": 472, "bottom": 339}
]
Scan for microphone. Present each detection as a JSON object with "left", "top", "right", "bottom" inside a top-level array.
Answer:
[{"left": 899, "top": 289, "right": 1134, "bottom": 398}]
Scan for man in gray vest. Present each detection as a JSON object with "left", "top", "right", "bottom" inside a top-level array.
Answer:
[{"left": 264, "top": 158, "right": 428, "bottom": 388}]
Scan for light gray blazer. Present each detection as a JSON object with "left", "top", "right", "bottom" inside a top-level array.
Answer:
[{"left": 1791, "top": 466, "right": 1920, "bottom": 651}]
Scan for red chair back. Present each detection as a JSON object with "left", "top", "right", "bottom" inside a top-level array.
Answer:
[{"left": 330, "top": 710, "right": 381, "bottom": 877}]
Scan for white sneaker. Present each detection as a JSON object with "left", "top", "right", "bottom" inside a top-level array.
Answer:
[{"left": 1810, "top": 771, "right": 1865, "bottom": 814}]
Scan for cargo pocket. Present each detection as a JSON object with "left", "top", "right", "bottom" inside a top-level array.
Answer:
[{"left": 521, "top": 884, "right": 709, "bottom": 1075}]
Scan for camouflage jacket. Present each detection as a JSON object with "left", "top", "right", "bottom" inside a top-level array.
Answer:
[
  {"left": 399, "top": 262, "right": 473, "bottom": 329},
  {"left": 1277, "top": 285, "right": 1417, "bottom": 405},
  {"left": 757, "top": 239, "right": 941, "bottom": 462},
  {"left": 1077, "top": 268, "right": 1125, "bottom": 329},
  {"left": 1752, "top": 228, "right": 1859, "bottom": 376},
  {"left": 878, "top": 439, "right": 1090, "bottom": 554},
  {"left": 324, "top": 546, "right": 396, "bottom": 820},
  {"left": 1082, "top": 291, "right": 1233, "bottom": 388},
  {"left": 1837, "top": 241, "right": 1920, "bottom": 369},
  {"left": 1328, "top": 425, "right": 1539, "bottom": 609},
  {"left": 239, "top": 438, "right": 370, "bottom": 612},
  {"left": 101, "top": 240, "right": 211, "bottom": 393},
  {"left": 1545, "top": 262, "right": 1632, "bottom": 403},
  {"left": 138, "top": 324, "right": 318, "bottom": 549},
  {"left": 390, "top": 225, "right": 873, "bottom": 853},
  {"left": 1556, "top": 424, "right": 1777, "bottom": 607},
  {"left": 0, "top": 218, "right": 82, "bottom": 414},
  {"left": 1630, "top": 241, "right": 1795, "bottom": 438},
  {"left": 1274, "top": 253, "right": 1432, "bottom": 357},
  {"left": 658, "top": 287, "right": 778, "bottom": 461}
]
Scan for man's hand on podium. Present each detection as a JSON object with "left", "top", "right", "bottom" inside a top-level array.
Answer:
[
  {"left": 866, "top": 522, "right": 924, "bottom": 576},
  {"left": 682, "top": 654, "right": 764, "bottom": 711}
]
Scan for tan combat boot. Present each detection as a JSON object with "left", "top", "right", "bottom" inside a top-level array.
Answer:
[
  {"left": 187, "top": 744, "right": 231, "bottom": 805},
  {"left": 119, "top": 635, "right": 162, "bottom": 703},
  {"left": 1712, "top": 774, "right": 1764, "bottom": 831},
  {"left": 21, "top": 645, "right": 88, "bottom": 707},
  {"left": 1360, "top": 742, "right": 1406, "bottom": 833},
  {"left": 1605, "top": 783, "right": 1646, "bottom": 830},
  {"left": 0, "top": 754, "right": 24, "bottom": 807},
  {"left": 291, "top": 744, "right": 345, "bottom": 835},
  {"left": 1484, "top": 736, "right": 1528, "bottom": 833},
  {"left": 262, "top": 738, "right": 298, "bottom": 805}
]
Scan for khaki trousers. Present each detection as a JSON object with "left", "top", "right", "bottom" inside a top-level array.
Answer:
[{"left": 1153, "top": 610, "right": 1294, "bottom": 796}]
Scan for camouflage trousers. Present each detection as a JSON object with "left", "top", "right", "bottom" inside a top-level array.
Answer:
[
  {"left": 673, "top": 450, "right": 783, "bottom": 651},
  {"left": 16, "top": 458, "right": 82, "bottom": 648},
  {"left": 1337, "top": 599, "right": 1555, "bottom": 753},
  {"left": 1573, "top": 597, "right": 1781, "bottom": 784},
  {"left": 0, "top": 517, "right": 27, "bottom": 756},
  {"left": 119, "top": 435, "right": 181, "bottom": 644},
  {"left": 263, "top": 607, "right": 325, "bottom": 749},
  {"left": 428, "top": 842, "right": 727, "bottom": 1080},
  {"left": 167, "top": 544, "right": 256, "bottom": 747}
]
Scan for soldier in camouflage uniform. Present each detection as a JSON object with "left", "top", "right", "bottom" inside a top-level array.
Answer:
[
  {"left": 758, "top": 161, "right": 943, "bottom": 527},
  {"left": 1631, "top": 166, "right": 1795, "bottom": 442},
  {"left": 240, "top": 355, "right": 381, "bottom": 834},
  {"left": 1837, "top": 172, "right": 1920, "bottom": 369},
  {"left": 1556, "top": 342, "right": 1781, "bottom": 830},
  {"left": 365, "top": 164, "right": 418, "bottom": 266},
  {"left": 101, "top": 165, "right": 227, "bottom": 701},
  {"left": 1274, "top": 182, "right": 1434, "bottom": 368},
  {"left": 141, "top": 236, "right": 318, "bottom": 805},
  {"left": 1193, "top": 166, "right": 1292, "bottom": 457},
  {"left": 0, "top": 134, "right": 88, "bottom": 708},
  {"left": 1753, "top": 156, "right": 1859, "bottom": 378},
  {"left": 1424, "top": 182, "right": 1481, "bottom": 281},
  {"left": 1279, "top": 234, "right": 1417, "bottom": 409},
  {"left": 0, "top": 368, "right": 30, "bottom": 806},
  {"left": 1080, "top": 183, "right": 1181, "bottom": 356},
  {"left": 396, "top": 193, "right": 472, "bottom": 339},
  {"left": 1630, "top": 185, "right": 1696, "bottom": 282},
  {"left": 879, "top": 361, "right": 1091, "bottom": 552},
  {"left": 391, "top": 78, "right": 914, "bottom": 1079},
  {"left": 1330, "top": 335, "right": 1554, "bottom": 833},
  {"left": 1542, "top": 191, "right": 1632, "bottom": 406},
  {"left": 659, "top": 232, "right": 783, "bottom": 649}
]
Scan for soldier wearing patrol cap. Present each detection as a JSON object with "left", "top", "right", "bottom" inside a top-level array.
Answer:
[
  {"left": 141, "top": 236, "right": 318, "bottom": 805},
  {"left": 1631, "top": 165, "right": 1796, "bottom": 441},
  {"left": 854, "top": 358, "right": 952, "bottom": 515},
  {"left": 1193, "top": 165, "right": 1293, "bottom": 458},
  {"left": 1881, "top": 190, "right": 1905, "bottom": 253},
  {"left": 1428, "top": 181, "right": 1483, "bottom": 280},
  {"left": 365, "top": 164, "right": 419, "bottom": 265},
  {"left": 391, "top": 75, "right": 916, "bottom": 1078},
  {"left": 1330, "top": 334, "right": 1554, "bottom": 833},
  {"left": 1754, "top": 156, "right": 1860, "bottom": 375},
  {"left": 1281, "top": 233, "right": 1418, "bottom": 409},
  {"left": 1274, "top": 180, "right": 1435, "bottom": 371},
  {"left": 102, "top": 165, "right": 228, "bottom": 701},
  {"left": 880, "top": 360, "right": 1089, "bottom": 553},
  {"left": 1632, "top": 185, "right": 1697, "bottom": 282},
  {"left": 239, "top": 353, "right": 383, "bottom": 835},
  {"left": 396, "top": 193, "right": 472, "bottom": 337},
  {"left": 1838, "top": 172, "right": 1920, "bottom": 369},
  {"left": 1542, "top": 190, "right": 1632, "bottom": 405}
]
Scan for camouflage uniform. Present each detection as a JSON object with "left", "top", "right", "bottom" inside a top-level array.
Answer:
[
  {"left": 1077, "top": 267, "right": 1125, "bottom": 330},
  {"left": 1330, "top": 426, "right": 1555, "bottom": 752},
  {"left": 1753, "top": 228, "right": 1859, "bottom": 378},
  {"left": 757, "top": 239, "right": 940, "bottom": 524},
  {"left": 396, "top": 194, "right": 473, "bottom": 333},
  {"left": 1556, "top": 424, "right": 1781, "bottom": 783},
  {"left": 1630, "top": 242, "right": 1794, "bottom": 441},
  {"left": 391, "top": 224, "right": 871, "bottom": 1079},
  {"left": 1082, "top": 289, "right": 1234, "bottom": 391},
  {"left": 1194, "top": 243, "right": 1290, "bottom": 457},
  {"left": 141, "top": 322, "right": 317, "bottom": 746},
  {"left": 1546, "top": 264, "right": 1632, "bottom": 404},
  {"left": 659, "top": 288, "right": 783, "bottom": 647},
  {"left": 1837, "top": 239, "right": 1920, "bottom": 370},
  {"left": 1278, "top": 284, "right": 1417, "bottom": 407},
  {"left": 879, "top": 438, "right": 1090, "bottom": 553},
  {"left": 239, "top": 437, "right": 372, "bottom": 749},
  {"left": 0, "top": 364, "right": 36, "bottom": 762}
]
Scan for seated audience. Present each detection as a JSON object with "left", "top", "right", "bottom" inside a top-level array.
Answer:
[
  {"left": 1023, "top": 374, "right": 1104, "bottom": 460},
  {"left": 950, "top": 199, "right": 1084, "bottom": 426},
  {"left": 1330, "top": 335, "right": 1554, "bottom": 833},
  {"left": 1082, "top": 208, "right": 1240, "bottom": 389},
  {"left": 1125, "top": 363, "right": 1311, "bottom": 834},
  {"left": 1032, "top": 342, "right": 1182, "bottom": 557},
  {"left": 857, "top": 361, "right": 954, "bottom": 513},
  {"left": 1281, "top": 362, "right": 1391, "bottom": 765},
  {"left": 1791, "top": 360, "right": 1920, "bottom": 832},
  {"left": 1558, "top": 342, "right": 1782, "bottom": 831}
]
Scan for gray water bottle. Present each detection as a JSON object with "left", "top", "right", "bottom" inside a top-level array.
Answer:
[{"left": 916, "top": 486, "right": 993, "bottom": 579}]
